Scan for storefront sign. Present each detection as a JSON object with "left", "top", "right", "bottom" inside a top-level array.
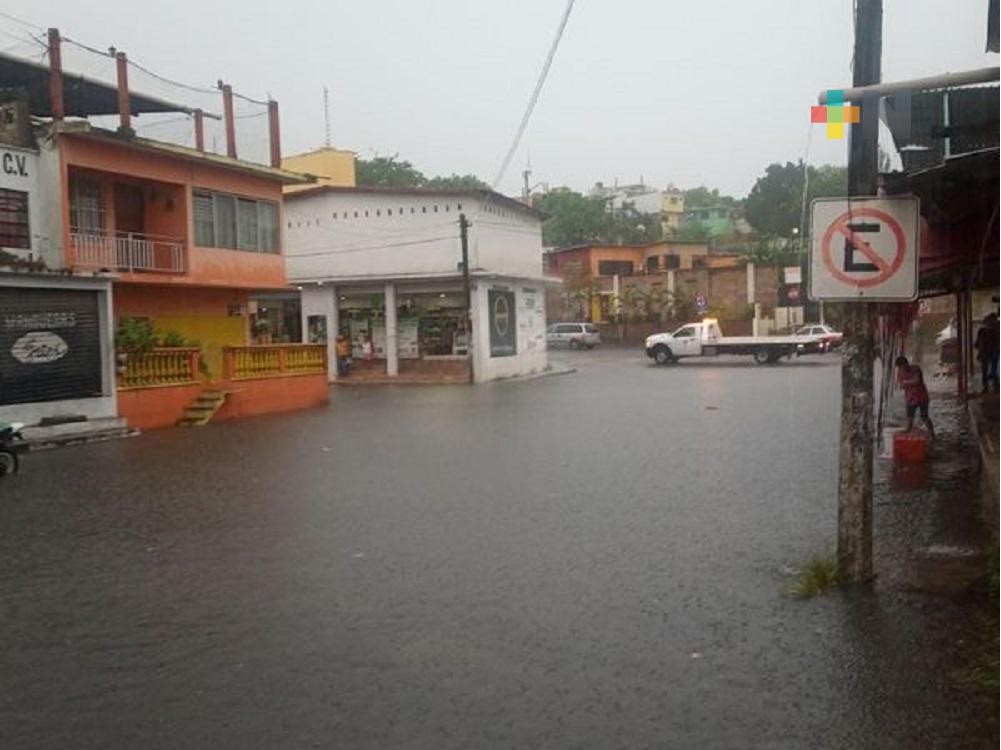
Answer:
[
  {"left": 0, "top": 287, "right": 102, "bottom": 406},
  {"left": 489, "top": 289, "right": 516, "bottom": 357}
]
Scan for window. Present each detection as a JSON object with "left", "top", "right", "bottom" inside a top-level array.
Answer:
[
  {"left": 663, "top": 254, "right": 680, "bottom": 270},
  {"left": 192, "top": 189, "right": 279, "bottom": 253},
  {"left": 69, "top": 177, "right": 105, "bottom": 233},
  {"left": 0, "top": 188, "right": 29, "bottom": 248},
  {"left": 584, "top": 324, "right": 599, "bottom": 334},
  {"left": 675, "top": 326, "right": 697, "bottom": 338},
  {"left": 645, "top": 256, "right": 659, "bottom": 272},
  {"left": 597, "top": 260, "right": 634, "bottom": 276},
  {"left": 556, "top": 324, "right": 580, "bottom": 334}
]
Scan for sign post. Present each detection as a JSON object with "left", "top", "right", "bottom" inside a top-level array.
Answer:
[{"left": 809, "top": 196, "right": 919, "bottom": 302}]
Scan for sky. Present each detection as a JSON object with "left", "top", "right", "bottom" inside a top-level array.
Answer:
[{"left": 2, "top": 1, "right": 997, "bottom": 198}]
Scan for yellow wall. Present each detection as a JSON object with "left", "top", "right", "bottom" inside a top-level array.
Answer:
[
  {"left": 153, "top": 317, "right": 246, "bottom": 379},
  {"left": 282, "top": 148, "right": 357, "bottom": 193}
]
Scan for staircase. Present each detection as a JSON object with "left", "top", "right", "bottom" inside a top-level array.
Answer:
[{"left": 177, "top": 390, "right": 231, "bottom": 427}]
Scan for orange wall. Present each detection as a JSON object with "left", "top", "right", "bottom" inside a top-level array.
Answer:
[
  {"left": 60, "top": 134, "right": 288, "bottom": 289},
  {"left": 117, "top": 374, "right": 329, "bottom": 431},
  {"left": 114, "top": 285, "right": 250, "bottom": 318}
]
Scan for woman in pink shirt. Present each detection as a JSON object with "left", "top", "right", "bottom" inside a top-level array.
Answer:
[{"left": 895, "top": 355, "right": 935, "bottom": 440}]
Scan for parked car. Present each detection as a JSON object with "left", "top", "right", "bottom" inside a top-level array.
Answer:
[
  {"left": 547, "top": 322, "right": 601, "bottom": 350},
  {"left": 794, "top": 324, "right": 843, "bottom": 352}
]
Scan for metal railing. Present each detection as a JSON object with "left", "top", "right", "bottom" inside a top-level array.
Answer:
[
  {"left": 71, "top": 230, "right": 187, "bottom": 273},
  {"left": 224, "top": 344, "right": 327, "bottom": 380},
  {"left": 119, "top": 347, "right": 201, "bottom": 389}
]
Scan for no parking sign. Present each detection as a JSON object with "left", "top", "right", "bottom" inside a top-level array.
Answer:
[{"left": 809, "top": 197, "right": 919, "bottom": 301}]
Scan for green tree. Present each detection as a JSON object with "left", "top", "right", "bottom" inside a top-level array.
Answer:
[
  {"left": 675, "top": 221, "right": 712, "bottom": 243},
  {"left": 533, "top": 188, "right": 609, "bottom": 246},
  {"left": 355, "top": 155, "right": 426, "bottom": 187},
  {"left": 425, "top": 173, "right": 489, "bottom": 189},
  {"left": 743, "top": 161, "right": 847, "bottom": 235}
]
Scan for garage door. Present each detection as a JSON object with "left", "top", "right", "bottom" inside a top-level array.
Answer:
[{"left": 0, "top": 287, "right": 103, "bottom": 406}]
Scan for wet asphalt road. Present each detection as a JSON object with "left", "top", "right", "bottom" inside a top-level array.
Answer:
[{"left": 0, "top": 348, "right": 994, "bottom": 749}]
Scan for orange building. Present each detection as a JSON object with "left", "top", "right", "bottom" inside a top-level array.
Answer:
[{"left": 0, "top": 30, "right": 328, "bottom": 430}]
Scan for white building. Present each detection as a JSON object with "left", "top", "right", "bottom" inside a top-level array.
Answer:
[
  {"left": 284, "top": 186, "right": 549, "bottom": 383},
  {"left": 0, "top": 104, "right": 116, "bottom": 425}
]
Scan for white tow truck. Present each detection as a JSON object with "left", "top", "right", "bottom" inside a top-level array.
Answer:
[{"left": 644, "top": 318, "right": 827, "bottom": 365}]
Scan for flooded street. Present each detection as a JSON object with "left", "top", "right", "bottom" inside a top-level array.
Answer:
[{"left": 1, "top": 349, "right": 994, "bottom": 749}]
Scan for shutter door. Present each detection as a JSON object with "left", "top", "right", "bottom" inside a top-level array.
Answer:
[{"left": 0, "top": 287, "right": 103, "bottom": 406}]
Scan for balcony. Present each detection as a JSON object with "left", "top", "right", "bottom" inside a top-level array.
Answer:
[{"left": 70, "top": 230, "right": 187, "bottom": 274}]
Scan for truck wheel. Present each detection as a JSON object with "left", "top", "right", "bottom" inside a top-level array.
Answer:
[
  {"left": 0, "top": 450, "right": 18, "bottom": 477},
  {"left": 753, "top": 349, "right": 771, "bottom": 365},
  {"left": 569, "top": 339, "right": 580, "bottom": 350},
  {"left": 653, "top": 346, "right": 673, "bottom": 365}
]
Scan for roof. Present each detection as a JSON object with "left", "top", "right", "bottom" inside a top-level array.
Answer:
[
  {"left": 545, "top": 240, "right": 709, "bottom": 255},
  {"left": 0, "top": 49, "right": 208, "bottom": 118},
  {"left": 286, "top": 184, "right": 543, "bottom": 219},
  {"left": 56, "top": 122, "right": 311, "bottom": 185}
]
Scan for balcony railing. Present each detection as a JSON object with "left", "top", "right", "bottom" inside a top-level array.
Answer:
[
  {"left": 224, "top": 344, "right": 327, "bottom": 381},
  {"left": 118, "top": 347, "right": 201, "bottom": 389},
  {"left": 71, "top": 230, "right": 187, "bottom": 274}
]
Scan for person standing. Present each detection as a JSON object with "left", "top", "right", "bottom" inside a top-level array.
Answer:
[
  {"left": 895, "top": 356, "right": 935, "bottom": 440},
  {"left": 974, "top": 312, "right": 1000, "bottom": 393},
  {"left": 335, "top": 332, "right": 351, "bottom": 377}
]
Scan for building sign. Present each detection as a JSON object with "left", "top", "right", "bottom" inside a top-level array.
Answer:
[
  {"left": 809, "top": 197, "right": 919, "bottom": 301},
  {"left": 0, "top": 287, "right": 102, "bottom": 406},
  {"left": 489, "top": 289, "right": 516, "bottom": 357}
]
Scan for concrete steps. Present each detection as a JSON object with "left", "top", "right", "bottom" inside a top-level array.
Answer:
[
  {"left": 177, "top": 390, "right": 230, "bottom": 427},
  {"left": 20, "top": 417, "right": 138, "bottom": 451}
]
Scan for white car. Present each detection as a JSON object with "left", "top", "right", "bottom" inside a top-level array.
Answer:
[{"left": 547, "top": 323, "right": 601, "bottom": 350}]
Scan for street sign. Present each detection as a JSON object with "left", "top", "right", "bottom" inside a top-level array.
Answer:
[{"left": 809, "top": 196, "right": 919, "bottom": 301}]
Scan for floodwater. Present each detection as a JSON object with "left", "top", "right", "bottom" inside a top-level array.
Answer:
[{"left": 0, "top": 349, "right": 995, "bottom": 749}]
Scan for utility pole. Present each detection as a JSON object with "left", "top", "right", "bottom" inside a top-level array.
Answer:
[
  {"left": 837, "top": 0, "right": 882, "bottom": 583},
  {"left": 459, "top": 213, "right": 474, "bottom": 384}
]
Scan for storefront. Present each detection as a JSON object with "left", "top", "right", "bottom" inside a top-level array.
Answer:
[
  {"left": 0, "top": 273, "right": 116, "bottom": 423},
  {"left": 300, "top": 276, "right": 547, "bottom": 384}
]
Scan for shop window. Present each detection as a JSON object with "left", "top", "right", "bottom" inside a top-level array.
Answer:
[{"left": 0, "top": 188, "right": 29, "bottom": 249}]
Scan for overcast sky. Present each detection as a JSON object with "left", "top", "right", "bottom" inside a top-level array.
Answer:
[{"left": 4, "top": 1, "right": 997, "bottom": 197}]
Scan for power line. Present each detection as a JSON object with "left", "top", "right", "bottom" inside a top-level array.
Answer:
[
  {"left": 290, "top": 235, "right": 458, "bottom": 259},
  {"left": 492, "top": 0, "right": 576, "bottom": 189},
  {"left": 0, "top": 10, "right": 44, "bottom": 32}
]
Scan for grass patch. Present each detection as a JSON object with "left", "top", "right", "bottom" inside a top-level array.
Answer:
[{"left": 782, "top": 553, "right": 840, "bottom": 599}]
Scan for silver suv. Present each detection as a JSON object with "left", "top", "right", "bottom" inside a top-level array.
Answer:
[{"left": 546, "top": 322, "right": 601, "bottom": 350}]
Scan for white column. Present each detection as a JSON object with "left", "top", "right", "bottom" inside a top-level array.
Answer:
[
  {"left": 746, "top": 261, "right": 756, "bottom": 304},
  {"left": 384, "top": 282, "right": 398, "bottom": 377},
  {"left": 666, "top": 269, "right": 675, "bottom": 298},
  {"left": 301, "top": 285, "right": 337, "bottom": 382}
]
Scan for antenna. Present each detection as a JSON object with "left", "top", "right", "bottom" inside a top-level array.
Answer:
[{"left": 323, "top": 86, "right": 331, "bottom": 148}]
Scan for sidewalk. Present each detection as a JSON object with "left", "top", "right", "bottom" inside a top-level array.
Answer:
[{"left": 874, "top": 377, "right": 994, "bottom": 594}]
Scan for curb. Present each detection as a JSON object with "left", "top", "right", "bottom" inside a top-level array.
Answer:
[{"left": 495, "top": 365, "right": 577, "bottom": 384}]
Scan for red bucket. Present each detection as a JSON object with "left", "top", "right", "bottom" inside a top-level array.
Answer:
[{"left": 893, "top": 431, "right": 929, "bottom": 463}]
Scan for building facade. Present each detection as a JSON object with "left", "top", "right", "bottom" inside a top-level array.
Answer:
[
  {"left": 0, "top": 31, "right": 329, "bottom": 430},
  {"left": 286, "top": 186, "right": 549, "bottom": 383}
]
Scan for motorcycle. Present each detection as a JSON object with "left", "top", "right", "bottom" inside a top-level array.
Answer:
[{"left": 0, "top": 421, "right": 25, "bottom": 476}]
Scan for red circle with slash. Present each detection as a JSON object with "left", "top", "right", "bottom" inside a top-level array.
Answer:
[{"left": 821, "top": 207, "right": 906, "bottom": 288}]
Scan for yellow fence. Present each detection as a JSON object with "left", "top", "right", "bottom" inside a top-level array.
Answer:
[
  {"left": 119, "top": 348, "right": 200, "bottom": 389},
  {"left": 224, "top": 344, "right": 327, "bottom": 380}
]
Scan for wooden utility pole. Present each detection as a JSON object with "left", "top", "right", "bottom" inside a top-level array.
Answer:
[
  {"left": 837, "top": 0, "right": 882, "bottom": 583},
  {"left": 459, "top": 213, "right": 475, "bottom": 384}
]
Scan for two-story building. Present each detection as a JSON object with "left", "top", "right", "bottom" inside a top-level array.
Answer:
[
  {"left": 285, "top": 185, "right": 549, "bottom": 383},
  {"left": 0, "top": 34, "right": 328, "bottom": 430}
]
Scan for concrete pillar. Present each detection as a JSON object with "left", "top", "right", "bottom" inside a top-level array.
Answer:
[
  {"left": 667, "top": 269, "right": 675, "bottom": 298},
  {"left": 753, "top": 303, "right": 761, "bottom": 336},
  {"left": 746, "top": 261, "right": 756, "bottom": 304},
  {"left": 300, "top": 285, "right": 337, "bottom": 382},
  {"left": 384, "top": 282, "right": 398, "bottom": 377}
]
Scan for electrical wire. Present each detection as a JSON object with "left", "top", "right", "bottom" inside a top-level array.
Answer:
[
  {"left": 290, "top": 235, "right": 458, "bottom": 259},
  {"left": 0, "top": 10, "right": 44, "bottom": 32},
  {"left": 492, "top": 0, "right": 575, "bottom": 188}
]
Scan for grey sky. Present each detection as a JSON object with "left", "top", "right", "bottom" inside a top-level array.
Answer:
[{"left": 4, "top": 1, "right": 997, "bottom": 197}]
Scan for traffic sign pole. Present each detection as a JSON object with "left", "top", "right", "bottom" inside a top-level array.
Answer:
[{"left": 837, "top": 0, "right": 881, "bottom": 585}]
